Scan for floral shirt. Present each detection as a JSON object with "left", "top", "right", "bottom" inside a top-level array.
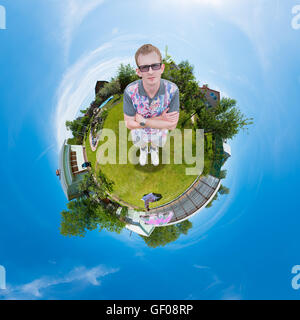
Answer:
[{"left": 123, "top": 79, "right": 179, "bottom": 142}]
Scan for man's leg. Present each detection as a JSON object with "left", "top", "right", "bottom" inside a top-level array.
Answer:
[
  {"left": 149, "top": 140, "right": 159, "bottom": 166},
  {"left": 131, "top": 129, "right": 149, "bottom": 166},
  {"left": 149, "top": 133, "right": 168, "bottom": 166},
  {"left": 139, "top": 141, "right": 148, "bottom": 166}
]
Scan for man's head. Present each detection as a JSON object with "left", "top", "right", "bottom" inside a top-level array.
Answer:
[{"left": 135, "top": 44, "right": 165, "bottom": 87}]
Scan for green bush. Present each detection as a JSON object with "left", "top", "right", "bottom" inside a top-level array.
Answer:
[{"left": 117, "top": 63, "right": 139, "bottom": 91}]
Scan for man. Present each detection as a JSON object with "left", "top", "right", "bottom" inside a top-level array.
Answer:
[{"left": 123, "top": 44, "right": 180, "bottom": 166}]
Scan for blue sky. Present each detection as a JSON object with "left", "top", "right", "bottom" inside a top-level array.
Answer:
[{"left": 1, "top": 0, "right": 300, "bottom": 300}]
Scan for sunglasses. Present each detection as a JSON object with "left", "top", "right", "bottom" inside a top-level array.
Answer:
[{"left": 138, "top": 63, "right": 162, "bottom": 72}]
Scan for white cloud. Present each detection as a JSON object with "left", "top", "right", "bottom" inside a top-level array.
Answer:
[
  {"left": 207, "top": 0, "right": 285, "bottom": 73},
  {"left": 34, "top": 144, "right": 55, "bottom": 162},
  {"left": 167, "top": 234, "right": 208, "bottom": 250},
  {"left": 221, "top": 285, "right": 243, "bottom": 300},
  {"left": 53, "top": 47, "right": 127, "bottom": 150},
  {"left": 112, "top": 27, "right": 119, "bottom": 35},
  {"left": 153, "top": 0, "right": 230, "bottom": 8},
  {"left": 0, "top": 265, "right": 119, "bottom": 300},
  {"left": 59, "top": 0, "right": 105, "bottom": 59},
  {"left": 135, "top": 251, "right": 145, "bottom": 257},
  {"left": 154, "top": 0, "right": 284, "bottom": 74},
  {"left": 193, "top": 265, "right": 210, "bottom": 270},
  {"left": 53, "top": 34, "right": 148, "bottom": 151},
  {"left": 192, "top": 265, "right": 243, "bottom": 299}
]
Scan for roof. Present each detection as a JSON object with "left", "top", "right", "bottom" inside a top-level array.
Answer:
[
  {"left": 58, "top": 140, "right": 89, "bottom": 200},
  {"left": 148, "top": 174, "right": 221, "bottom": 225},
  {"left": 116, "top": 207, "right": 155, "bottom": 237},
  {"left": 59, "top": 139, "right": 71, "bottom": 199},
  {"left": 126, "top": 209, "right": 155, "bottom": 236},
  {"left": 223, "top": 141, "right": 231, "bottom": 157},
  {"left": 125, "top": 223, "right": 154, "bottom": 237}
]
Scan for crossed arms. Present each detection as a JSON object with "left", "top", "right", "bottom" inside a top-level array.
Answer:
[{"left": 124, "top": 108, "right": 179, "bottom": 131}]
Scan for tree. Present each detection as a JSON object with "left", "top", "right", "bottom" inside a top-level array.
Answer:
[
  {"left": 60, "top": 168, "right": 124, "bottom": 237},
  {"left": 141, "top": 220, "right": 192, "bottom": 248},
  {"left": 97, "top": 169, "right": 114, "bottom": 194},
  {"left": 93, "top": 203, "right": 125, "bottom": 233},
  {"left": 162, "top": 54, "right": 253, "bottom": 140},
  {"left": 195, "top": 97, "right": 253, "bottom": 140},
  {"left": 76, "top": 168, "right": 114, "bottom": 201},
  {"left": 97, "top": 78, "right": 121, "bottom": 100},
  {"left": 205, "top": 184, "right": 230, "bottom": 208},
  {"left": 218, "top": 169, "right": 227, "bottom": 180},
  {"left": 205, "top": 193, "right": 218, "bottom": 208},
  {"left": 67, "top": 136, "right": 82, "bottom": 145},
  {"left": 218, "top": 184, "right": 230, "bottom": 195},
  {"left": 60, "top": 197, "right": 100, "bottom": 237},
  {"left": 117, "top": 63, "right": 139, "bottom": 92},
  {"left": 163, "top": 60, "right": 196, "bottom": 108},
  {"left": 60, "top": 197, "right": 125, "bottom": 237},
  {"left": 65, "top": 115, "right": 90, "bottom": 143}
]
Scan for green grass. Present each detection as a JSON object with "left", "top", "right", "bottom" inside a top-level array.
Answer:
[
  {"left": 84, "top": 95, "right": 214, "bottom": 209},
  {"left": 84, "top": 96, "right": 119, "bottom": 169}
]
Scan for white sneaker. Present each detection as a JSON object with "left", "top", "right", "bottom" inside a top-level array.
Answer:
[
  {"left": 139, "top": 146, "right": 148, "bottom": 166},
  {"left": 150, "top": 145, "right": 159, "bottom": 166}
]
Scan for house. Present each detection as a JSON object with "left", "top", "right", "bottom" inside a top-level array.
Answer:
[
  {"left": 58, "top": 139, "right": 89, "bottom": 200},
  {"left": 222, "top": 140, "right": 231, "bottom": 160},
  {"left": 116, "top": 207, "right": 155, "bottom": 237},
  {"left": 199, "top": 84, "right": 220, "bottom": 109},
  {"left": 95, "top": 80, "right": 109, "bottom": 96}
]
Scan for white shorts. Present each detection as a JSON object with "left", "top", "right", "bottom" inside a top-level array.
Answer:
[{"left": 131, "top": 128, "right": 168, "bottom": 148}]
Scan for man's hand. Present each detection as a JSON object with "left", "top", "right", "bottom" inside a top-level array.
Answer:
[
  {"left": 144, "top": 108, "right": 179, "bottom": 130},
  {"left": 127, "top": 109, "right": 179, "bottom": 130},
  {"left": 160, "top": 107, "right": 179, "bottom": 122},
  {"left": 135, "top": 113, "right": 145, "bottom": 124}
]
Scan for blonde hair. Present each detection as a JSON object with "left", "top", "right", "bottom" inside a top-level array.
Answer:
[{"left": 135, "top": 44, "right": 162, "bottom": 66}]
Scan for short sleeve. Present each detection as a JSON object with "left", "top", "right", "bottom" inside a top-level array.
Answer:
[
  {"left": 168, "top": 88, "right": 179, "bottom": 113},
  {"left": 123, "top": 91, "right": 136, "bottom": 116}
]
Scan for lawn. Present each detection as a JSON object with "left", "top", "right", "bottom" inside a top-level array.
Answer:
[{"left": 85, "top": 95, "right": 213, "bottom": 210}]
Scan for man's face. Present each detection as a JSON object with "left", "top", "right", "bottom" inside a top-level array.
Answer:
[{"left": 136, "top": 51, "right": 165, "bottom": 87}]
